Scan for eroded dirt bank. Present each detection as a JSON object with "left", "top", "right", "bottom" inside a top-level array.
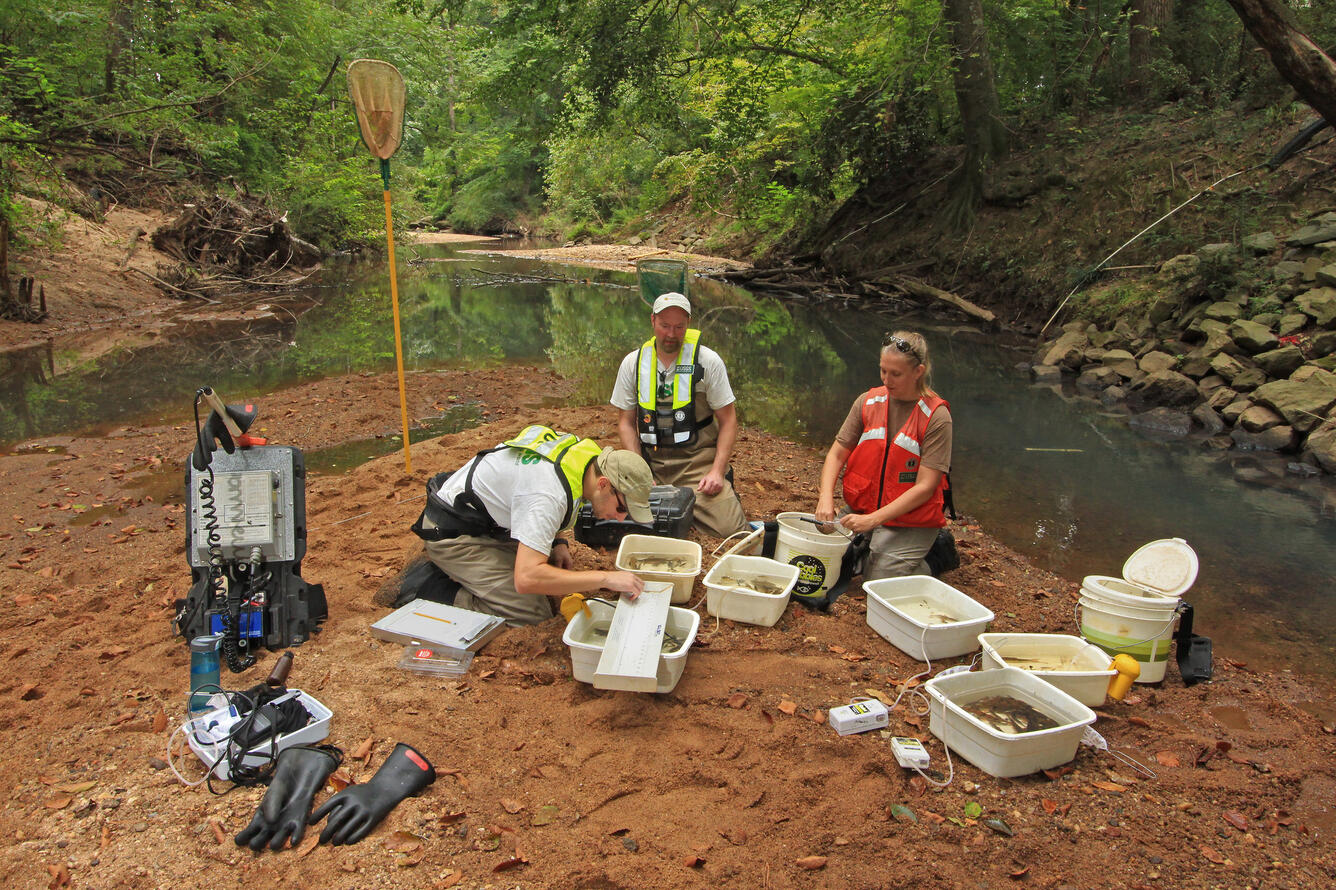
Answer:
[{"left": 0, "top": 366, "right": 1334, "bottom": 890}]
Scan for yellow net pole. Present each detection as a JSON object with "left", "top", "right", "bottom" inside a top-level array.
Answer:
[{"left": 383, "top": 177, "right": 412, "bottom": 474}]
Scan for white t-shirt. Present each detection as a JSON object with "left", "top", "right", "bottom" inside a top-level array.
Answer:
[
  {"left": 609, "top": 344, "right": 736, "bottom": 412},
  {"left": 434, "top": 448, "right": 570, "bottom": 554}
]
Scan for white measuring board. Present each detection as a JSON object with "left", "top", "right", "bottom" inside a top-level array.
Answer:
[{"left": 593, "top": 582, "right": 673, "bottom": 692}]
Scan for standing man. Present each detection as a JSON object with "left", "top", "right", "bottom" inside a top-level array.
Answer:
[
  {"left": 411, "top": 425, "right": 651, "bottom": 625},
  {"left": 611, "top": 292, "right": 748, "bottom": 537}
]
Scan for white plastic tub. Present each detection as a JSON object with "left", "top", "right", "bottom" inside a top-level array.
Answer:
[
  {"left": 615, "top": 534, "right": 701, "bottom": 604},
  {"left": 562, "top": 598, "right": 699, "bottom": 694},
  {"left": 978, "top": 633, "right": 1116, "bottom": 707},
  {"left": 187, "top": 689, "right": 332, "bottom": 781},
  {"left": 703, "top": 554, "right": 800, "bottom": 627},
  {"left": 925, "top": 667, "right": 1096, "bottom": 778},
  {"left": 864, "top": 576, "right": 994, "bottom": 661}
]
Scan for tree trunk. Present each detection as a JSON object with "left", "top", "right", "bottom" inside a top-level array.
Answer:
[
  {"left": 104, "top": 0, "right": 134, "bottom": 98},
  {"left": 1128, "top": 0, "right": 1173, "bottom": 100},
  {"left": 1225, "top": 0, "right": 1336, "bottom": 126},
  {"left": 943, "top": 0, "right": 1007, "bottom": 226}
]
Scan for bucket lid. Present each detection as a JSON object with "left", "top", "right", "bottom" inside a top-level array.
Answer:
[{"left": 1121, "top": 538, "right": 1197, "bottom": 598}]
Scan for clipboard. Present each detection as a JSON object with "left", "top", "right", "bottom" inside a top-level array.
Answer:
[{"left": 370, "top": 598, "right": 507, "bottom": 652}]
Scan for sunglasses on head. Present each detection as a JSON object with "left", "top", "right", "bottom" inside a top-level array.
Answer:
[{"left": 883, "top": 335, "right": 921, "bottom": 362}]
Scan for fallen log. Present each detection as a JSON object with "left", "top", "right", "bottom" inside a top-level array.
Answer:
[{"left": 886, "top": 275, "right": 996, "bottom": 324}]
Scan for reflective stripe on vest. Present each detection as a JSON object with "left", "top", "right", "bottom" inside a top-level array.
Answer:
[
  {"left": 635, "top": 330, "right": 703, "bottom": 447},
  {"left": 500, "top": 425, "right": 602, "bottom": 527}
]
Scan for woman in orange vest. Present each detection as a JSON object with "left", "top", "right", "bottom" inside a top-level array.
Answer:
[{"left": 815, "top": 330, "right": 952, "bottom": 579}]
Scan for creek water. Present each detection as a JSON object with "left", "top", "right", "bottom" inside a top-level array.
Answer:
[{"left": 2, "top": 239, "right": 1332, "bottom": 673}]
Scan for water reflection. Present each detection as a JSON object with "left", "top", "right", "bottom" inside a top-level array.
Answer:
[{"left": 1, "top": 242, "right": 1332, "bottom": 673}]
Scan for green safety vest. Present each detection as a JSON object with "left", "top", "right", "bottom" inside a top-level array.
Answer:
[
  {"left": 500, "top": 425, "right": 603, "bottom": 527},
  {"left": 635, "top": 329, "right": 706, "bottom": 448}
]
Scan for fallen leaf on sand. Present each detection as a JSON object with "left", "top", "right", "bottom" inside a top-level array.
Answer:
[
  {"left": 725, "top": 692, "right": 749, "bottom": 709},
  {"left": 1127, "top": 716, "right": 1152, "bottom": 728},
  {"left": 47, "top": 863, "right": 70, "bottom": 888},
  {"left": 209, "top": 819, "right": 226, "bottom": 845},
  {"left": 45, "top": 795, "right": 72, "bottom": 810},
  {"left": 434, "top": 870, "right": 464, "bottom": 888},
  {"left": 353, "top": 736, "right": 374, "bottom": 761},
  {"left": 1009, "top": 864, "right": 1030, "bottom": 879},
  {"left": 492, "top": 855, "right": 528, "bottom": 872},
  {"left": 807, "top": 710, "right": 826, "bottom": 724},
  {"left": 1091, "top": 781, "right": 1125, "bottom": 793},
  {"left": 778, "top": 700, "right": 797, "bottom": 715},
  {"left": 1041, "top": 798, "right": 1058, "bottom": 815},
  {"left": 502, "top": 799, "right": 524, "bottom": 814},
  {"left": 1155, "top": 751, "right": 1181, "bottom": 768},
  {"left": 385, "top": 830, "right": 423, "bottom": 853},
  {"left": 795, "top": 855, "right": 828, "bottom": 870},
  {"left": 152, "top": 708, "right": 167, "bottom": 734},
  {"left": 295, "top": 836, "right": 320, "bottom": 857},
  {"left": 1222, "top": 811, "right": 1248, "bottom": 832},
  {"left": 531, "top": 805, "right": 559, "bottom": 826},
  {"left": 439, "top": 811, "right": 466, "bottom": 824},
  {"left": 683, "top": 855, "right": 706, "bottom": 868},
  {"left": 18, "top": 684, "right": 43, "bottom": 701},
  {"left": 1200, "top": 845, "right": 1229, "bottom": 864},
  {"left": 328, "top": 768, "right": 352, "bottom": 791}
]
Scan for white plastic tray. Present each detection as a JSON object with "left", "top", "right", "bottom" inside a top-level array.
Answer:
[
  {"left": 187, "top": 689, "right": 332, "bottom": 781},
  {"left": 864, "top": 575, "right": 993, "bottom": 660}
]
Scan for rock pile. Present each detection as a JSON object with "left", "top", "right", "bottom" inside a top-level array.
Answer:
[{"left": 1030, "top": 211, "right": 1336, "bottom": 476}]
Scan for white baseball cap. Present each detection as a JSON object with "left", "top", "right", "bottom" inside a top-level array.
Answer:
[{"left": 651, "top": 292, "right": 691, "bottom": 315}]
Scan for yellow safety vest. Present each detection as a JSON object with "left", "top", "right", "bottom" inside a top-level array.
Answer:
[
  {"left": 635, "top": 329, "right": 705, "bottom": 447},
  {"left": 501, "top": 425, "right": 604, "bottom": 528}
]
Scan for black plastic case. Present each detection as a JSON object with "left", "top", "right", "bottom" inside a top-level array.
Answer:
[{"left": 574, "top": 484, "right": 696, "bottom": 547}]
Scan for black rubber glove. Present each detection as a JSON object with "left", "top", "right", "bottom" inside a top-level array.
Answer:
[
  {"left": 191, "top": 403, "right": 258, "bottom": 470},
  {"left": 308, "top": 742, "right": 436, "bottom": 846},
  {"left": 234, "top": 745, "right": 341, "bottom": 852}
]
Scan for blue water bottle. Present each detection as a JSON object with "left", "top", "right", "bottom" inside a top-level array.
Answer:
[{"left": 189, "top": 633, "right": 224, "bottom": 714}]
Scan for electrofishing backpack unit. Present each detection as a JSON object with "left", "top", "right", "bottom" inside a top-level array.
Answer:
[{"left": 174, "top": 388, "right": 327, "bottom": 673}]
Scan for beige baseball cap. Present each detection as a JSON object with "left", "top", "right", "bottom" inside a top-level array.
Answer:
[
  {"left": 652, "top": 292, "right": 691, "bottom": 315},
  {"left": 595, "top": 447, "right": 653, "bottom": 523}
]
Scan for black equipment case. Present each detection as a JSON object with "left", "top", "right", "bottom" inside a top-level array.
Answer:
[{"left": 573, "top": 485, "right": 695, "bottom": 547}]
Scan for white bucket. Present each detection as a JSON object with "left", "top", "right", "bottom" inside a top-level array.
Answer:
[
  {"left": 1077, "top": 594, "right": 1179, "bottom": 684},
  {"left": 773, "top": 512, "right": 849, "bottom": 602}
]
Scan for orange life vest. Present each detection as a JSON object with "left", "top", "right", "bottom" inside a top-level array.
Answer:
[{"left": 841, "top": 388, "right": 949, "bottom": 528}]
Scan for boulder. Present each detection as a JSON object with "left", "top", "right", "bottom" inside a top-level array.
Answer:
[
  {"left": 1253, "top": 345, "right": 1306, "bottom": 379},
  {"left": 1039, "top": 330, "right": 1088, "bottom": 369},
  {"left": 1291, "top": 363, "right": 1328, "bottom": 382},
  {"left": 1129, "top": 370, "right": 1199, "bottom": 407},
  {"left": 1111, "top": 319, "right": 1139, "bottom": 343},
  {"left": 1178, "top": 356, "right": 1212, "bottom": 379},
  {"left": 1186, "top": 328, "right": 1235, "bottom": 361},
  {"left": 1157, "top": 254, "right": 1200, "bottom": 280},
  {"left": 1228, "top": 319, "right": 1279, "bottom": 354},
  {"left": 1310, "top": 330, "right": 1336, "bottom": 357},
  {"left": 1273, "top": 260, "right": 1306, "bottom": 281},
  {"left": 1231, "top": 367, "right": 1268, "bottom": 392},
  {"left": 1221, "top": 399, "right": 1251, "bottom": 425},
  {"left": 1031, "top": 364, "right": 1063, "bottom": 385},
  {"left": 1242, "top": 232, "right": 1277, "bottom": 254},
  {"left": 1138, "top": 350, "right": 1179, "bottom": 374},
  {"left": 1303, "top": 256, "right": 1325, "bottom": 282},
  {"left": 1129, "top": 407, "right": 1193, "bottom": 438},
  {"left": 1204, "top": 301, "right": 1243, "bottom": 323},
  {"left": 1286, "top": 222, "right": 1336, "bottom": 246},
  {"left": 1238, "top": 404, "right": 1285, "bottom": 432},
  {"left": 1205, "top": 386, "right": 1238, "bottom": 410},
  {"left": 1101, "top": 349, "right": 1139, "bottom": 379},
  {"left": 1077, "top": 366, "right": 1121, "bottom": 391},
  {"left": 1318, "top": 264, "right": 1336, "bottom": 288},
  {"left": 1100, "top": 385, "right": 1127, "bottom": 407},
  {"left": 1294, "top": 287, "right": 1336, "bottom": 326},
  {"left": 1147, "top": 295, "right": 1184, "bottom": 325},
  {"left": 1192, "top": 403, "right": 1226, "bottom": 435},
  {"left": 1251, "top": 375, "right": 1336, "bottom": 432},
  {"left": 1305, "top": 424, "right": 1336, "bottom": 473},
  {"left": 1209, "top": 352, "right": 1247, "bottom": 382},
  {"left": 1278, "top": 313, "right": 1310, "bottom": 337},
  {"left": 1198, "top": 242, "right": 1237, "bottom": 261},
  {"left": 1231, "top": 425, "right": 1297, "bottom": 452}
]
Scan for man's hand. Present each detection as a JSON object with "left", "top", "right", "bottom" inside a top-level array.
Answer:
[
  {"left": 602, "top": 571, "right": 646, "bottom": 599},
  {"left": 548, "top": 540, "right": 574, "bottom": 570},
  {"left": 839, "top": 512, "right": 881, "bottom": 535},
  {"left": 697, "top": 469, "right": 725, "bottom": 496}
]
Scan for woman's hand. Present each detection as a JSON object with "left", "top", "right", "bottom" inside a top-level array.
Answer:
[
  {"left": 839, "top": 512, "right": 881, "bottom": 535},
  {"left": 814, "top": 494, "right": 837, "bottom": 523}
]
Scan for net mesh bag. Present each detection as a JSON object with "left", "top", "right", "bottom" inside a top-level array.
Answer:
[
  {"left": 347, "top": 59, "right": 406, "bottom": 160},
  {"left": 636, "top": 258, "right": 688, "bottom": 304}
]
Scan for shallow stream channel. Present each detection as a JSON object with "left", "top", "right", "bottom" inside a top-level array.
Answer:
[{"left": 3, "top": 239, "right": 1333, "bottom": 674}]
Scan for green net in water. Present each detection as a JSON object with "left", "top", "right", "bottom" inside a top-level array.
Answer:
[{"left": 636, "top": 258, "right": 688, "bottom": 305}]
